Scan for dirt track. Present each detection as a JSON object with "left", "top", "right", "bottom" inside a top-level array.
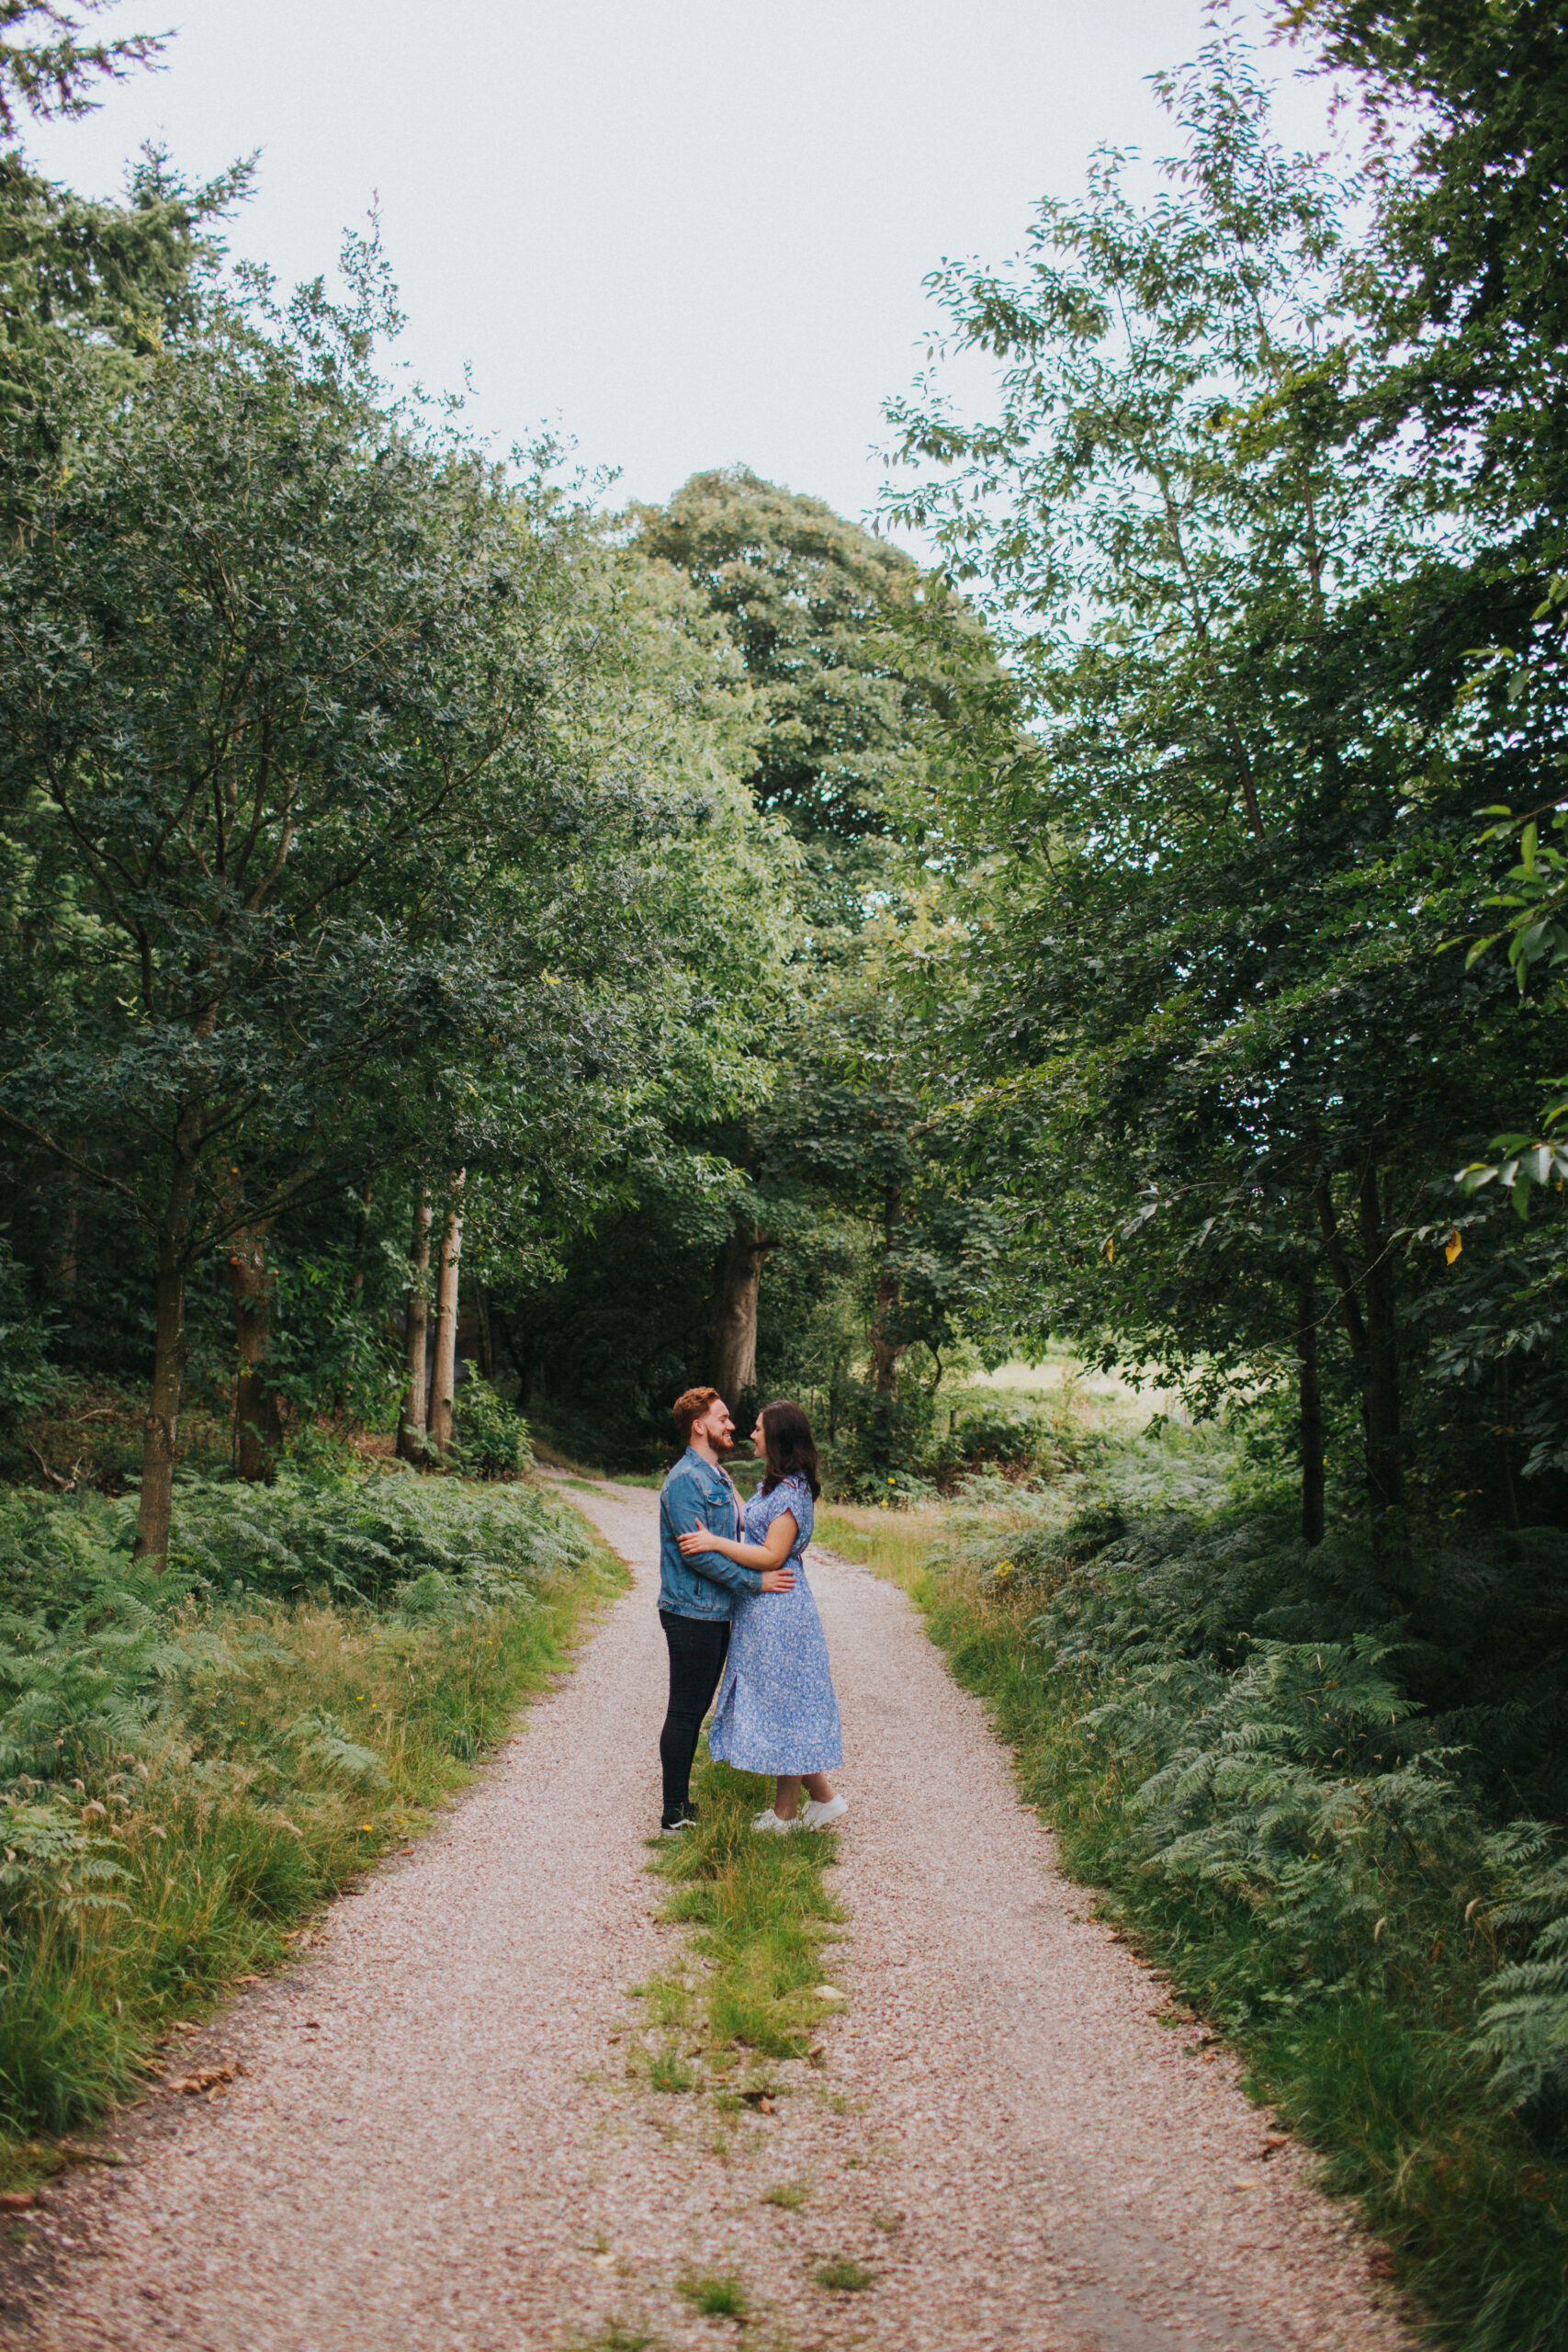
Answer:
[{"left": 0, "top": 1481, "right": 1414, "bottom": 2352}]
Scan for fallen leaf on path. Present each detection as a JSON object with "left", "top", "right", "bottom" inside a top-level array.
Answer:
[
  {"left": 168, "top": 2064, "right": 243, "bottom": 2095},
  {"left": 0, "top": 2191, "right": 38, "bottom": 2211},
  {"left": 758, "top": 2095, "right": 776, "bottom": 2114},
  {"left": 1260, "top": 2133, "right": 1290, "bottom": 2155}
]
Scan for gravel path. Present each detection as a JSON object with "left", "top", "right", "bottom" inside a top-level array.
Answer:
[{"left": 0, "top": 1482, "right": 1416, "bottom": 2352}]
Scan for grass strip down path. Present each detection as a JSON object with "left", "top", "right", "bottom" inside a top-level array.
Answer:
[
  {"left": 637, "top": 1748, "right": 844, "bottom": 2093},
  {"left": 816, "top": 1501, "right": 1568, "bottom": 2352},
  {"left": 0, "top": 1472, "right": 626, "bottom": 2191}
]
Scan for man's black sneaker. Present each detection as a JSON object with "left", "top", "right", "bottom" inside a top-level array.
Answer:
[{"left": 660, "top": 1809, "right": 699, "bottom": 1836}]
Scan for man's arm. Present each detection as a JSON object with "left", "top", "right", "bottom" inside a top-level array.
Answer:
[{"left": 664, "top": 1472, "right": 763, "bottom": 1596}]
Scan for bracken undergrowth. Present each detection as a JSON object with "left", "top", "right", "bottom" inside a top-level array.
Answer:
[
  {"left": 0, "top": 1466, "right": 624, "bottom": 2186},
  {"left": 818, "top": 1483, "right": 1568, "bottom": 2352}
]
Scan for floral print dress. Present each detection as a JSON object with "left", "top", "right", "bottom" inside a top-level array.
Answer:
[{"left": 706, "top": 1473, "right": 842, "bottom": 1777}]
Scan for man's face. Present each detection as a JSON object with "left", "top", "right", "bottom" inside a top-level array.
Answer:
[{"left": 695, "top": 1398, "right": 735, "bottom": 1453}]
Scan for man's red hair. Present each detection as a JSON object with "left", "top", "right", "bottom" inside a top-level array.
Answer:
[{"left": 672, "top": 1385, "right": 721, "bottom": 1442}]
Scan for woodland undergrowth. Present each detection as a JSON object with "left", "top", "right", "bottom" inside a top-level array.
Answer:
[
  {"left": 819, "top": 1475, "right": 1568, "bottom": 2352},
  {"left": 0, "top": 1468, "right": 622, "bottom": 2188}
]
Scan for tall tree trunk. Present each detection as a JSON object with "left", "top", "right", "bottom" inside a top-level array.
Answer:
[
  {"left": 1315, "top": 1170, "right": 1404, "bottom": 1531},
  {"left": 705, "top": 1220, "right": 771, "bottom": 1406},
  {"left": 428, "top": 1171, "right": 465, "bottom": 1453},
  {"left": 1296, "top": 1265, "right": 1325, "bottom": 1547},
  {"left": 1358, "top": 1164, "right": 1404, "bottom": 1519},
  {"left": 228, "top": 1226, "right": 282, "bottom": 1482},
  {"left": 135, "top": 1102, "right": 204, "bottom": 1562},
  {"left": 867, "top": 1186, "right": 904, "bottom": 1397},
  {"left": 1495, "top": 1356, "right": 1521, "bottom": 1532},
  {"left": 54, "top": 1165, "right": 79, "bottom": 1297},
  {"left": 397, "top": 1184, "right": 433, "bottom": 1463}
]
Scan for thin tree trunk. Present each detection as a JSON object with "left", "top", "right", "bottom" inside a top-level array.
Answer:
[
  {"left": 228, "top": 1226, "right": 282, "bottom": 1482},
  {"left": 135, "top": 1103, "right": 204, "bottom": 1562},
  {"left": 705, "top": 1220, "right": 771, "bottom": 1406},
  {"left": 1495, "top": 1357, "right": 1521, "bottom": 1532},
  {"left": 1296, "top": 1265, "right": 1325, "bottom": 1547},
  {"left": 428, "top": 1171, "right": 465, "bottom": 1453},
  {"left": 54, "top": 1165, "right": 79, "bottom": 1297},
  {"left": 397, "top": 1184, "right": 432, "bottom": 1464},
  {"left": 1314, "top": 1177, "right": 1370, "bottom": 1360},
  {"left": 1316, "top": 1170, "right": 1404, "bottom": 1529},
  {"left": 1358, "top": 1164, "right": 1404, "bottom": 1519},
  {"left": 867, "top": 1186, "right": 905, "bottom": 1397}
]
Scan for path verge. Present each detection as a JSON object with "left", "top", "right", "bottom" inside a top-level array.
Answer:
[
  {"left": 818, "top": 1498, "right": 1568, "bottom": 2352},
  {"left": 0, "top": 1474, "right": 623, "bottom": 2199}
]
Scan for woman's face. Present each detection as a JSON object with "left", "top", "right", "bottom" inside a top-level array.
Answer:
[{"left": 750, "top": 1413, "right": 767, "bottom": 1454}]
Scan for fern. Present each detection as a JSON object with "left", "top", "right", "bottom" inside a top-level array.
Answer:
[{"left": 1471, "top": 1832, "right": 1568, "bottom": 2108}]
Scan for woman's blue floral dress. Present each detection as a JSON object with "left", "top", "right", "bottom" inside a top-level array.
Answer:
[{"left": 707, "top": 1474, "right": 841, "bottom": 1776}]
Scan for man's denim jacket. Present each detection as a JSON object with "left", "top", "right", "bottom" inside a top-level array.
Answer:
[{"left": 658, "top": 1447, "right": 760, "bottom": 1619}]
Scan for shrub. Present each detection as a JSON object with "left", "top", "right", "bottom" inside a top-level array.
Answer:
[
  {"left": 451, "top": 1377, "right": 531, "bottom": 1477},
  {"left": 0, "top": 1239, "right": 54, "bottom": 1466}
]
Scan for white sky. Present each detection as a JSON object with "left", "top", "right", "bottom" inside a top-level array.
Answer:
[{"left": 27, "top": 0, "right": 1344, "bottom": 531}]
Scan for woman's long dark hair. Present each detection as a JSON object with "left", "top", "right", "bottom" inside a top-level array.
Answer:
[{"left": 758, "top": 1399, "right": 821, "bottom": 1500}]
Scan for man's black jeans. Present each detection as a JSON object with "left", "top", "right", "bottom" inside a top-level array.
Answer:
[{"left": 659, "top": 1609, "right": 730, "bottom": 1826}]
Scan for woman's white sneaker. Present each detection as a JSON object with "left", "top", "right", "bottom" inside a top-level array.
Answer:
[
  {"left": 752, "top": 1808, "right": 798, "bottom": 1834},
  {"left": 800, "top": 1793, "right": 848, "bottom": 1828}
]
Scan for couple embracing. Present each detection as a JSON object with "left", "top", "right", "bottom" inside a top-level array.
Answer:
[{"left": 655, "top": 1386, "right": 846, "bottom": 1838}]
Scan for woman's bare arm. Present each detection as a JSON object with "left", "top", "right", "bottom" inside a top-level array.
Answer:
[{"left": 677, "top": 1511, "right": 799, "bottom": 1573}]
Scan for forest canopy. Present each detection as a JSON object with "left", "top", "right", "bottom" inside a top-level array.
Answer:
[{"left": 2, "top": 1, "right": 1565, "bottom": 1545}]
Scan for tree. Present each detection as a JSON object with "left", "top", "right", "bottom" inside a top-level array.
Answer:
[
  {"left": 634, "top": 468, "right": 1008, "bottom": 1408},
  {"left": 0, "top": 252, "right": 761, "bottom": 1553},
  {"left": 1, "top": 2, "right": 164, "bottom": 139},
  {"left": 1, "top": 6, "right": 249, "bottom": 479},
  {"left": 883, "top": 40, "right": 1556, "bottom": 1537},
  {"left": 1281, "top": 0, "right": 1568, "bottom": 541}
]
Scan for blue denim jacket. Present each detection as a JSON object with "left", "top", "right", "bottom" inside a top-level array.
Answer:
[{"left": 658, "top": 1448, "right": 760, "bottom": 1619}]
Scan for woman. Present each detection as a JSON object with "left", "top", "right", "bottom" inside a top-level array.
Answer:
[{"left": 676, "top": 1397, "right": 846, "bottom": 1833}]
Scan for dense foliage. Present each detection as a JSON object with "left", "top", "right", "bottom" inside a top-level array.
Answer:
[
  {"left": 0, "top": 1464, "right": 608, "bottom": 2161},
  {"left": 5, "top": 4, "right": 1568, "bottom": 2330},
  {"left": 821, "top": 1465, "right": 1568, "bottom": 2352}
]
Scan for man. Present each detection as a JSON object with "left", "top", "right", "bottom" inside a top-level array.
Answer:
[{"left": 657, "top": 1385, "right": 795, "bottom": 1834}]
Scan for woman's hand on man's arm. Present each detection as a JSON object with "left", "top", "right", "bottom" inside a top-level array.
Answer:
[{"left": 677, "top": 1516, "right": 797, "bottom": 1589}]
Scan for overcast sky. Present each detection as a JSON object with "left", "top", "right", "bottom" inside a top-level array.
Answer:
[{"left": 28, "top": 0, "right": 1342, "bottom": 529}]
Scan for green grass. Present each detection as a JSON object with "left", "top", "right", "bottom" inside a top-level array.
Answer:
[
  {"left": 0, "top": 1476, "right": 626, "bottom": 2188},
  {"left": 836, "top": 1515, "right": 1568, "bottom": 2352},
  {"left": 762, "top": 2180, "right": 807, "bottom": 2209},
  {"left": 676, "top": 2268, "right": 749, "bottom": 2318},
  {"left": 815, "top": 2256, "right": 874, "bottom": 2293},
  {"left": 637, "top": 1752, "right": 844, "bottom": 2083},
  {"left": 816, "top": 1502, "right": 942, "bottom": 1584}
]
